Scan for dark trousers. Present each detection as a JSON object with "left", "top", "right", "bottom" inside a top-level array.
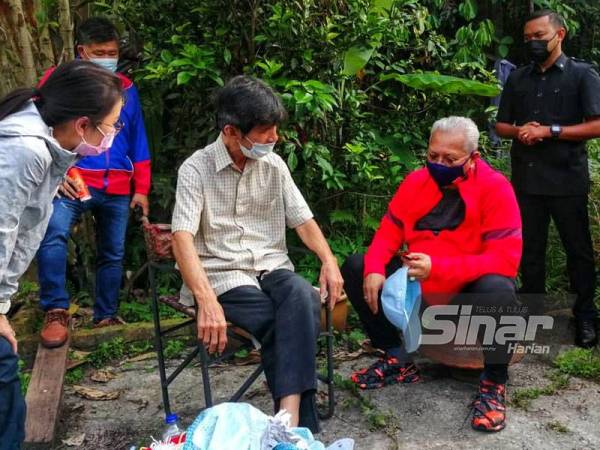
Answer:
[
  {"left": 517, "top": 193, "right": 597, "bottom": 320},
  {"left": 217, "top": 269, "right": 320, "bottom": 429},
  {"left": 0, "top": 337, "right": 26, "bottom": 450},
  {"left": 341, "top": 254, "right": 519, "bottom": 384}
]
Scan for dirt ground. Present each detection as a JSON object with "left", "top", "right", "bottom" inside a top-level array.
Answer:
[{"left": 44, "top": 313, "right": 600, "bottom": 450}]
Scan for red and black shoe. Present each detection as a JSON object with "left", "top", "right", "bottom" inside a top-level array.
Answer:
[
  {"left": 351, "top": 357, "right": 421, "bottom": 390},
  {"left": 470, "top": 379, "right": 507, "bottom": 432}
]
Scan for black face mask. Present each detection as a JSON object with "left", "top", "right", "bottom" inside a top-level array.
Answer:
[{"left": 526, "top": 33, "right": 557, "bottom": 64}]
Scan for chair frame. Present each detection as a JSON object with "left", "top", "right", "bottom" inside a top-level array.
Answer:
[{"left": 148, "top": 259, "right": 335, "bottom": 420}]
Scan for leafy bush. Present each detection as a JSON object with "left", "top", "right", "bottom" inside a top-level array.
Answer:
[
  {"left": 94, "top": 0, "right": 501, "bottom": 234},
  {"left": 80, "top": 0, "right": 600, "bottom": 299}
]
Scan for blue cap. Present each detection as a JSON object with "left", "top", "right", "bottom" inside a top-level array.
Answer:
[
  {"left": 381, "top": 266, "right": 422, "bottom": 353},
  {"left": 165, "top": 413, "right": 178, "bottom": 424}
]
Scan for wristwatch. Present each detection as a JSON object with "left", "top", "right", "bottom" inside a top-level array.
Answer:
[{"left": 550, "top": 124, "right": 562, "bottom": 139}]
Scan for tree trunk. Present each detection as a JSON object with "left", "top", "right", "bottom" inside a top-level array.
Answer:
[
  {"left": 0, "top": 8, "right": 18, "bottom": 96},
  {"left": 0, "top": 38, "right": 16, "bottom": 97},
  {"left": 7, "top": 0, "right": 36, "bottom": 86},
  {"left": 33, "top": 0, "right": 55, "bottom": 69},
  {"left": 57, "top": 0, "right": 74, "bottom": 62}
]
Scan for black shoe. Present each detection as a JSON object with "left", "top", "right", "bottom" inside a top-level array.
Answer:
[{"left": 575, "top": 319, "right": 598, "bottom": 348}]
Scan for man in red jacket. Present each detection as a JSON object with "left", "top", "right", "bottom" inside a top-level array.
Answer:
[{"left": 341, "top": 116, "right": 523, "bottom": 432}]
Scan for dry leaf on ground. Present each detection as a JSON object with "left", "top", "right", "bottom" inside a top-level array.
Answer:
[
  {"left": 124, "top": 352, "right": 155, "bottom": 363},
  {"left": 90, "top": 369, "right": 117, "bottom": 383},
  {"left": 62, "top": 433, "right": 86, "bottom": 446},
  {"left": 73, "top": 385, "right": 120, "bottom": 400}
]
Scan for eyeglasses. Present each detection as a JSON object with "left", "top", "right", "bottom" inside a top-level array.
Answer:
[
  {"left": 98, "top": 119, "right": 125, "bottom": 135},
  {"left": 427, "top": 152, "right": 471, "bottom": 167}
]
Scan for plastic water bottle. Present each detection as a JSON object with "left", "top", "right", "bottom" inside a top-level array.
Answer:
[{"left": 162, "top": 413, "right": 182, "bottom": 443}]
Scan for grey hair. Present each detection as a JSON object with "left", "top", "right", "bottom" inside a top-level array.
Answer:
[{"left": 429, "top": 116, "right": 480, "bottom": 153}]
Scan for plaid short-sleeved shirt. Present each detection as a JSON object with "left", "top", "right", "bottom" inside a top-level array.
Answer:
[{"left": 171, "top": 134, "right": 313, "bottom": 304}]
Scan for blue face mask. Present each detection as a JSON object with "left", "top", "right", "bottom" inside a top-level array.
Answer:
[
  {"left": 89, "top": 57, "right": 118, "bottom": 73},
  {"left": 426, "top": 158, "right": 469, "bottom": 187},
  {"left": 239, "top": 137, "right": 275, "bottom": 159}
]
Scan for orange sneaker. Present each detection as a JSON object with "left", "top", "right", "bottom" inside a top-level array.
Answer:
[
  {"left": 471, "top": 379, "right": 506, "bottom": 432},
  {"left": 351, "top": 357, "right": 420, "bottom": 390}
]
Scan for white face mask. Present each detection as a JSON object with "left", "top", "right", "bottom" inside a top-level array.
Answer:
[{"left": 239, "top": 136, "right": 275, "bottom": 159}]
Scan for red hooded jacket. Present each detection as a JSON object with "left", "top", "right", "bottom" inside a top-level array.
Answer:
[{"left": 364, "top": 158, "right": 522, "bottom": 304}]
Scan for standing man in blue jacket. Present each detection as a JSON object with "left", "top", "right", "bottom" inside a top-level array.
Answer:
[{"left": 37, "top": 17, "right": 152, "bottom": 348}]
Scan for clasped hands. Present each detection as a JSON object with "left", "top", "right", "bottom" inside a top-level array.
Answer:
[{"left": 517, "top": 122, "right": 551, "bottom": 146}]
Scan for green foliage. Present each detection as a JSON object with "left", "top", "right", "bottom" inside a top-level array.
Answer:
[
  {"left": 345, "top": 329, "right": 367, "bottom": 351},
  {"left": 459, "top": 0, "right": 478, "bottom": 21},
  {"left": 17, "top": 281, "right": 39, "bottom": 297},
  {"left": 331, "top": 371, "right": 398, "bottom": 432},
  {"left": 534, "top": 0, "right": 580, "bottom": 34},
  {"left": 555, "top": 348, "right": 600, "bottom": 380},
  {"left": 292, "top": 235, "right": 367, "bottom": 282},
  {"left": 87, "top": 338, "right": 159, "bottom": 367},
  {"left": 234, "top": 348, "right": 250, "bottom": 359},
  {"left": 380, "top": 72, "right": 500, "bottom": 97},
  {"left": 88, "top": 337, "right": 126, "bottom": 368},
  {"left": 163, "top": 339, "right": 186, "bottom": 359},
  {"left": 118, "top": 300, "right": 153, "bottom": 323},
  {"left": 18, "top": 359, "right": 31, "bottom": 396},
  {"left": 511, "top": 371, "right": 570, "bottom": 409},
  {"left": 543, "top": 138, "right": 600, "bottom": 296},
  {"left": 84, "top": 0, "right": 600, "bottom": 302},
  {"left": 343, "top": 46, "right": 375, "bottom": 76},
  {"left": 92, "top": 0, "right": 500, "bottom": 247},
  {"left": 118, "top": 298, "right": 185, "bottom": 323},
  {"left": 65, "top": 367, "right": 85, "bottom": 385},
  {"left": 143, "top": 42, "right": 223, "bottom": 87},
  {"left": 128, "top": 340, "right": 153, "bottom": 355}
]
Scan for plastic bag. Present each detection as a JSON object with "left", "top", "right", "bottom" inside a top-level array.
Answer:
[
  {"left": 184, "top": 403, "right": 269, "bottom": 450},
  {"left": 183, "top": 403, "right": 354, "bottom": 450},
  {"left": 261, "top": 410, "right": 307, "bottom": 450}
]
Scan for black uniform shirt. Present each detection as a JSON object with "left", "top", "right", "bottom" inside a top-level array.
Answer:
[{"left": 497, "top": 53, "right": 600, "bottom": 196}]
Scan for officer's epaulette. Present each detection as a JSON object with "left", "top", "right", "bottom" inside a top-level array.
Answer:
[{"left": 569, "top": 57, "right": 599, "bottom": 70}]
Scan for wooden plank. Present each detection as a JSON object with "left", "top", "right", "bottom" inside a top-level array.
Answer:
[{"left": 24, "top": 338, "right": 70, "bottom": 446}]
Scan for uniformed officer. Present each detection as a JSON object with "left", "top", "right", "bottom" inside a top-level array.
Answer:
[{"left": 496, "top": 9, "right": 600, "bottom": 348}]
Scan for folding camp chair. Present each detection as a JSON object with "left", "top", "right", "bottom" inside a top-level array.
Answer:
[{"left": 139, "top": 215, "right": 335, "bottom": 420}]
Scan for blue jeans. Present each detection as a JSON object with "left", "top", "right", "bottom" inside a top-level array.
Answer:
[
  {"left": 37, "top": 188, "right": 130, "bottom": 321},
  {"left": 0, "top": 337, "right": 26, "bottom": 450}
]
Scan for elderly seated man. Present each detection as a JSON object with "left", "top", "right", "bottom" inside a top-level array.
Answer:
[
  {"left": 171, "top": 75, "right": 343, "bottom": 432},
  {"left": 341, "top": 116, "right": 523, "bottom": 432}
]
